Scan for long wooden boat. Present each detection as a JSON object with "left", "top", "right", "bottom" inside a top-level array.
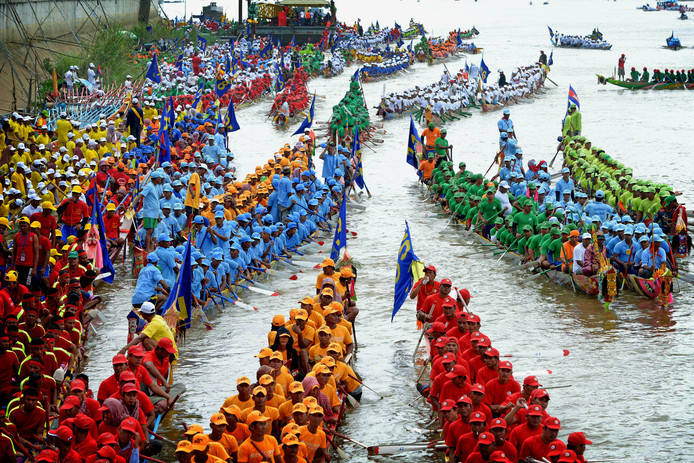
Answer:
[
  {"left": 596, "top": 74, "right": 694, "bottom": 90},
  {"left": 625, "top": 274, "right": 661, "bottom": 299}
]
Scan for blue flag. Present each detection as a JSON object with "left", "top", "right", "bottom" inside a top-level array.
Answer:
[
  {"left": 330, "top": 194, "right": 347, "bottom": 259},
  {"left": 90, "top": 188, "right": 115, "bottom": 285},
  {"left": 465, "top": 60, "right": 470, "bottom": 73},
  {"left": 225, "top": 54, "right": 231, "bottom": 73},
  {"left": 161, "top": 238, "right": 193, "bottom": 327},
  {"left": 406, "top": 115, "right": 420, "bottom": 169},
  {"left": 291, "top": 93, "right": 315, "bottom": 136},
  {"left": 331, "top": 36, "right": 340, "bottom": 53},
  {"left": 548, "top": 50, "right": 554, "bottom": 66},
  {"left": 192, "top": 82, "right": 204, "bottom": 111},
  {"left": 392, "top": 221, "right": 419, "bottom": 321},
  {"left": 146, "top": 54, "right": 161, "bottom": 83},
  {"left": 224, "top": 97, "right": 240, "bottom": 132},
  {"left": 259, "top": 41, "right": 272, "bottom": 59},
  {"left": 351, "top": 126, "right": 367, "bottom": 191},
  {"left": 547, "top": 25, "right": 554, "bottom": 38},
  {"left": 568, "top": 85, "right": 580, "bottom": 110},
  {"left": 215, "top": 78, "right": 231, "bottom": 98},
  {"left": 197, "top": 35, "right": 207, "bottom": 52},
  {"left": 146, "top": 24, "right": 152, "bottom": 36},
  {"left": 276, "top": 70, "right": 285, "bottom": 92},
  {"left": 352, "top": 68, "right": 360, "bottom": 82},
  {"left": 158, "top": 126, "right": 171, "bottom": 164},
  {"left": 175, "top": 54, "right": 183, "bottom": 71},
  {"left": 479, "top": 56, "right": 490, "bottom": 83},
  {"left": 163, "top": 96, "right": 175, "bottom": 130},
  {"left": 290, "top": 35, "right": 296, "bottom": 47}
]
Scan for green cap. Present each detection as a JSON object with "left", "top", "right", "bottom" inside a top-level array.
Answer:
[
  {"left": 68, "top": 250, "right": 79, "bottom": 259},
  {"left": 550, "top": 227, "right": 561, "bottom": 235},
  {"left": 494, "top": 217, "right": 504, "bottom": 225},
  {"left": 522, "top": 225, "right": 533, "bottom": 232}
]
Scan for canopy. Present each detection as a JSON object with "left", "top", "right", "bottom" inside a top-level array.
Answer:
[{"left": 278, "top": 0, "right": 329, "bottom": 7}]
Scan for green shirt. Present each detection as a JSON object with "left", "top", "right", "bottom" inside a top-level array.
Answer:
[
  {"left": 435, "top": 137, "right": 449, "bottom": 158},
  {"left": 478, "top": 198, "right": 502, "bottom": 221},
  {"left": 513, "top": 211, "right": 538, "bottom": 232}
]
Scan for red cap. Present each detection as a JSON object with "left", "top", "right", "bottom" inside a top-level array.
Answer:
[
  {"left": 527, "top": 405, "right": 544, "bottom": 416},
  {"left": 477, "top": 336, "right": 491, "bottom": 348},
  {"left": 543, "top": 416, "right": 561, "bottom": 430},
  {"left": 427, "top": 322, "right": 446, "bottom": 334},
  {"left": 48, "top": 425, "right": 73, "bottom": 442},
  {"left": 120, "top": 417, "right": 140, "bottom": 433},
  {"left": 441, "top": 353, "right": 456, "bottom": 364},
  {"left": 445, "top": 365, "right": 468, "bottom": 379},
  {"left": 547, "top": 442, "right": 564, "bottom": 457},
  {"left": 458, "top": 288, "right": 472, "bottom": 299},
  {"left": 97, "top": 446, "right": 118, "bottom": 461},
  {"left": 456, "top": 395, "right": 472, "bottom": 406},
  {"left": 530, "top": 389, "right": 549, "bottom": 400},
  {"left": 523, "top": 375, "right": 540, "bottom": 386},
  {"left": 484, "top": 347, "right": 500, "bottom": 357},
  {"left": 121, "top": 383, "right": 138, "bottom": 394},
  {"left": 469, "top": 411, "right": 486, "bottom": 423},
  {"left": 558, "top": 450, "right": 578, "bottom": 463},
  {"left": 36, "top": 450, "right": 59, "bottom": 463},
  {"left": 440, "top": 400, "right": 456, "bottom": 411},
  {"left": 119, "top": 371, "right": 137, "bottom": 382},
  {"left": 112, "top": 354, "right": 127, "bottom": 365},
  {"left": 433, "top": 337, "right": 448, "bottom": 348},
  {"left": 70, "top": 379, "right": 86, "bottom": 392},
  {"left": 567, "top": 432, "right": 592, "bottom": 445},
  {"left": 440, "top": 278, "right": 452, "bottom": 286},
  {"left": 157, "top": 337, "right": 177, "bottom": 354},
  {"left": 98, "top": 432, "right": 118, "bottom": 445},
  {"left": 467, "top": 313, "right": 481, "bottom": 323},
  {"left": 442, "top": 302, "right": 456, "bottom": 310},
  {"left": 60, "top": 395, "right": 80, "bottom": 410},
  {"left": 477, "top": 432, "right": 495, "bottom": 445},
  {"left": 489, "top": 450, "right": 511, "bottom": 463},
  {"left": 489, "top": 418, "right": 507, "bottom": 429},
  {"left": 424, "top": 264, "right": 437, "bottom": 273},
  {"left": 127, "top": 345, "right": 144, "bottom": 356},
  {"left": 498, "top": 360, "right": 513, "bottom": 370},
  {"left": 71, "top": 413, "right": 92, "bottom": 430},
  {"left": 470, "top": 383, "right": 485, "bottom": 395}
]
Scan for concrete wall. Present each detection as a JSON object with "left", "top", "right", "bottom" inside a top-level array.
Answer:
[{"left": 0, "top": 0, "right": 158, "bottom": 44}]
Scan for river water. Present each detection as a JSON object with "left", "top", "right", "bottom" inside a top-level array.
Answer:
[{"left": 82, "top": 0, "right": 694, "bottom": 461}]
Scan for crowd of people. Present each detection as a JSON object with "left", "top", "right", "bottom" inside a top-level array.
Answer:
[
  {"left": 409, "top": 267, "right": 593, "bottom": 463},
  {"left": 551, "top": 33, "right": 613, "bottom": 49}
]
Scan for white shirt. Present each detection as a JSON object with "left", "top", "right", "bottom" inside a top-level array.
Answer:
[
  {"left": 495, "top": 190, "right": 512, "bottom": 216},
  {"left": 573, "top": 243, "right": 586, "bottom": 273}
]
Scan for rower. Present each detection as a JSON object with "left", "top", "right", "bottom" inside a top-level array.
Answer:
[
  {"left": 465, "top": 431, "right": 496, "bottom": 463},
  {"left": 207, "top": 413, "right": 239, "bottom": 461},
  {"left": 409, "top": 264, "right": 439, "bottom": 313},
  {"left": 455, "top": 411, "right": 487, "bottom": 463},
  {"left": 444, "top": 395, "right": 473, "bottom": 461},
  {"left": 518, "top": 416, "right": 565, "bottom": 461},
  {"left": 484, "top": 360, "right": 520, "bottom": 415},
  {"left": 566, "top": 432, "right": 592, "bottom": 463},
  {"left": 237, "top": 411, "right": 281, "bottom": 463},
  {"left": 418, "top": 277, "right": 455, "bottom": 323}
]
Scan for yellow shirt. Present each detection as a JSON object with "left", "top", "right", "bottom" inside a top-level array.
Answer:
[
  {"left": 185, "top": 172, "right": 201, "bottom": 208},
  {"left": 35, "top": 134, "right": 50, "bottom": 146},
  {"left": 55, "top": 119, "right": 72, "bottom": 146},
  {"left": 11, "top": 172, "right": 26, "bottom": 195},
  {"left": 221, "top": 395, "right": 254, "bottom": 412},
  {"left": 141, "top": 315, "right": 178, "bottom": 357},
  {"left": 83, "top": 148, "right": 99, "bottom": 165}
]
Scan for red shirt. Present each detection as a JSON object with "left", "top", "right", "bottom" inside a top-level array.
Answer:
[
  {"left": 445, "top": 418, "right": 471, "bottom": 449},
  {"left": 61, "top": 449, "right": 84, "bottom": 463},
  {"left": 59, "top": 198, "right": 90, "bottom": 226},
  {"left": 433, "top": 314, "right": 460, "bottom": 333},
  {"left": 496, "top": 440, "right": 518, "bottom": 463},
  {"left": 8, "top": 406, "right": 45, "bottom": 440},
  {"left": 97, "top": 374, "right": 121, "bottom": 402},
  {"left": 439, "top": 381, "right": 472, "bottom": 404},
  {"left": 455, "top": 432, "right": 483, "bottom": 460},
  {"left": 484, "top": 378, "right": 520, "bottom": 407},
  {"left": 519, "top": 436, "right": 565, "bottom": 461},
  {"left": 128, "top": 364, "right": 153, "bottom": 388},
  {"left": 446, "top": 326, "right": 469, "bottom": 343},
  {"left": 508, "top": 423, "right": 542, "bottom": 451},
  {"left": 108, "top": 389, "right": 155, "bottom": 416},
  {"left": 419, "top": 293, "right": 455, "bottom": 321},
  {"left": 29, "top": 212, "right": 58, "bottom": 238},
  {"left": 37, "top": 235, "right": 52, "bottom": 267},
  {"left": 475, "top": 365, "right": 499, "bottom": 387},
  {"left": 411, "top": 280, "right": 440, "bottom": 311},
  {"left": 13, "top": 231, "right": 37, "bottom": 266},
  {"left": 143, "top": 350, "right": 169, "bottom": 386},
  {"left": 73, "top": 433, "right": 98, "bottom": 459},
  {"left": 471, "top": 402, "right": 492, "bottom": 421},
  {"left": 0, "top": 351, "right": 19, "bottom": 390},
  {"left": 468, "top": 356, "right": 486, "bottom": 383},
  {"left": 103, "top": 213, "right": 121, "bottom": 239}
]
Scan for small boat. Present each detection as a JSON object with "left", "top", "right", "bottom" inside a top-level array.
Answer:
[
  {"left": 665, "top": 33, "right": 683, "bottom": 49},
  {"left": 596, "top": 74, "right": 694, "bottom": 90}
]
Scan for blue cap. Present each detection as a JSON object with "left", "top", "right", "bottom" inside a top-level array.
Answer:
[
  {"left": 286, "top": 222, "right": 297, "bottom": 230},
  {"left": 239, "top": 236, "right": 251, "bottom": 243},
  {"left": 202, "top": 259, "right": 211, "bottom": 266},
  {"left": 158, "top": 233, "right": 172, "bottom": 242},
  {"left": 215, "top": 212, "right": 224, "bottom": 219},
  {"left": 624, "top": 227, "right": 634, "bottom": 235},
  {"left": 653, "top": 235, "right": 663, "bottom": 243},
  {"left": 635, "top": 225, "right": 647, "bottom": 233},
  {"left": 251, "top": 232, "right": 261, "bottom": 240},
  {"left": 614, "top": 224, "right": 625, "bottom": 232},
  {"left": 503, "top": 109, "right": 510, "bottom": 115},
  {"left": 561, "top": 167, "right": 570, "bottom": 174},
  {"left": 270, "top": 225, "right": 278, "bottom": 233},
  {"left": 215, "top": 205, "right": 224, "bottom": 212},
  {"left": 622, "top": 216, "right": 633, "bottom": 223},
  {"left": 161, "top": 161, "right": 171, "bottom": 168},
  {"left": 161, "top": 202, "right": 172, "bottom": 209},
  {"left": 332, "top": 186, "right": 341, "bottom": 192},
  {"left": 192, "top": 251, "right": 202, "bottom": 260},
  {"left": 334, "top": 168, "right": 344, "bottom": 176},
  {"left": 194, "top": 216, "right": 205, "bottom": 224},
  {"left": 308, "top": 199, "right": 319, "bottom": 206},
  {"left": 639, "top": 235, "right": 650, "bottom": 243},
  {"left": 147, "top": 254, "right": 159, "bottom": 262},
  {"left": 211, "top": 251, "right": 223, "bottom": 260},
  {"left": 296, "top": 184, "right": 305, "bottom": 191},
  {"left": 299, "top": 210, "right": 307, "bottom": 216},
  {"left": 231, "top": 243, "right": 242, "bottom": 251},
  {"left": 595, "top": 190, "right": 605, "bottom": 198},
  {"left": 151, "top": 171, "right": 162, "bottom": 179}
]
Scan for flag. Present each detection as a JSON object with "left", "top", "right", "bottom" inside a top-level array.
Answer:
[
  {"left": 568, "top": 85, "right": 580, "bottom": 110},
  {"left": 465, "top": 60, "right": 470, "bottom": 73},
  {"left": 163, "top": 96, "right": 175, "bottom": 130},
  {"left": 392, "top": 221, "right": 420, "bottom": 321},
  {"left": 146, "top": 54, "right": 161, "bottom": 83},
  {"left": 479, "top": 56, "right": 490, "bottom": 83},
  {"left": 215, "top": 78, "right": 231, "bottom": 98},
  {"left": 548, "top": 50, "right": 554, "bottom": 66},
  {"left": 408, "top": 40, "right": 413, "bottom": 52},
  {"left": 90, "top": 188, "right": 115, "bottom": 285},
  {"left": 472, "top": 26, "right": 479, "bottom": 35},
  {"left": 161, "top": 239, "right": 193, "bottom": 327},
  {"left": 331, "top": 35, "right": 340, "bottom": 53},
  {"left": 351, "top": 126, "right": 366, "bottom": 190},
  {"left": 376, "top": 20, "right": 380, "bottom": 29},
  {"left": 259, "top": 41, "right": 272, "bottom": 59},
  {"left": 352, "top": 68, "right": 360, "bottom": 82},
  {"left": 276, "top": 70, "right": 285, "bottom": 92},
  {"left": 291, "top": 93, "right": 315, "bottom": 136},
  {"left": 406, "top": 115, "right": 420, "bottom": 169},
  {"left": 225, "top": 54, "right": 231, "bottom": 73},
  {"left": 395, "top": 21, "right": 401, "bottom": 29},
  {"left": 244, "top": 22, "right": 251, "bottom": 38},
  {"left": 290, "top": 35, "right": 296, "bottom": 47},
  {"left": 197, "top": 35, "right": 207, "bottom": 52},
  {"left": 547, "top": 25, "right": 554, "bottom": 38},
  {"left": 192, "top": 83, "right": 204, "bottom": 111},
  {"left": 158, "top": 126, "right": 171, "bottom": 164},
  {"left": 175, "top": 54, "right": 183, "bottom": 71},
  {"left": 97, "top": 65, "right": 102, "bottom": 79},
  {"left": 224, "top": 96, "right": 240, "bottom": 132},
  {"left": 330, "top": 193, "right": 347, "bottom": 259},
  {"left": 146, "top": 24, "right": 152, "bottom": 36}
]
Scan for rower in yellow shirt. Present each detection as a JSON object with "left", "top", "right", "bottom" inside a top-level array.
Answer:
[
  {"left": 66, "top": 133, "right": 76, "bottom": 155},
  {"left": 55, "top": 113, "right": 72, "bottom": 147},
  {"left": 83, "top": 140, "right": 99, "bottom": 164},
  {"left": 97, "top": 138, "right": 110, "bottom": 158},
  {"left": 11, "top": 163, "right": 27, "bottom": 195}
]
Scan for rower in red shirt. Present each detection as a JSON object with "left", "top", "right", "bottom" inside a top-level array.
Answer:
[
  {"left": 488, "top": 418, "right": 517, "bottom": 463},
  {"left": 506, "top": 388, "right": 550, "bottom": 428},
  {"left": 444, "top": 395, "right": 473, "bottom": 459},
  {"left": 507, "top": 404, "right": 544, "bottom": 451},
  {"left": 462, "top": 431, "right": 496, "bottom": 463},
  {"left": 476, "top": 348, "right": 502, "bottom": 386},
  {"left": 29, "top": 202, "right": 58, "bottom": 241},
  {"left": 518, "top": 416, "right": 565, "bottom": 462},
  {"left": 438, "top": 365, "right": 472, "bottom": 410},
  {"left": 418, "top": 278, "right": 456, "bottom": 323},
  {"left": 48, "top": 425, "right": 82, "bottom": 463},
  {"left": 0, "top": 333, "right": 19, "bottom": 403},
  {"left": 501, "top": 375, "right": 540, "bottom": 412},
  {"left": 434, "top": 302, "right": 461, "bottom": 332},
  {"left": 429, "top": 353, "right": 456, "bottom": 403},
  {"left": 446, "top": 314, "right": 469, "bottom": 343},
  {"left": 97, "top": 354, "right": 129, "bottom": 403},
  {"left": 467, "top": 337, "right": 492, "bottom": 383},
  {"left": 484, "top": 361, "right": 520, "bottom": 415},
  {"left": 566, "top": 432, "right": 593, "bottom": 463},
  {"left": 70, "top": 413, "right": 98, "bottom": 460},
  {"left": 57, "top": 186, "right": 90, "bottom": 238},
  {"left": 8, "top": 387, "right": 45, "bottom": 444},
  {"left": 69, "top": 379, "right": 102, "bottom": 421},
  {"left": 455, "top": 412, "right": 487, "bottom": 463},
  {"left": 409, "top": 264, "right": 440, "bottom": 312},
  {"left": 469, "top": 384, "right": 492, "bottom": 420},
  {"left": 143, "top": 337, "right": 176, "bottom": 388}
]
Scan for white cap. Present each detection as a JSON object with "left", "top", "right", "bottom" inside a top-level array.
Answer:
[
  {"left": 67, "top": 132, "right": 74, "bottom": 138},
  {"left": 581, "top": 233, "right": 591, "bottom": 239}
]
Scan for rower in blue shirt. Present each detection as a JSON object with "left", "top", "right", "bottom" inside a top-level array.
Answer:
[
  {"left": 638, "top": 235, "right": 668, "bottom": 278},
  {"left": 131, "top": 254, "right": 169, "bottom": 307},
  {"left": 285, "top": 222, "right": 302, "bottom": 251},
  {"left": 611, "top": 227, "right": 637, "bottom": 274},
  {"left": 497, "top": 109, "right": 514, "bottom": 145},
  {"left": 554, "top": 167, "right": 575, "bottom": 201},
  {"left": 583, "top": 190, "right": 614, "bottom": 223},
  {"left": 153, "top": 234, "right": 177, "bottom": 287},
  {"left": 277, "top": 167, "right": 294, "bottom": 221}
]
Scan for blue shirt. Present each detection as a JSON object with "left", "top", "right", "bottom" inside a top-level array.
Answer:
[
  {"left": 497, "top": 117, "right": 514, "bottom": 141},
  {"left": 278, "top": 176, "right": 293, "bottom": 208},
  {"left": 555, "top": 178, "right": 575, "bottom": 197},
  {"left": 583, "top": 201, "right": 614, "bottom": 223},
  {"left": 132, "top": 264, "right": 163, "bottom": 305},
  {"left": 613, "top": 240, "right": 635, "bottom": 264},
  {"left": 153, "top": 247, "right": 177, "bottom": 287},
  {"left": 141, "top": 182, "right": 161, "bottom": 219},
  {"left": 640, "top": 246, "right": 667, "bottom": 269},
  {"left": 322, "top": 152, "right": 336, "bottom": 179}
]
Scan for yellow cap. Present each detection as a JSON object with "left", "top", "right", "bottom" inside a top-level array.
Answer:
[
  {"left": 42, "top": 201, "right": 56, "bottom": 211},
  {"left": 30, "top": 221, "right": 41, "bottom": 229}
]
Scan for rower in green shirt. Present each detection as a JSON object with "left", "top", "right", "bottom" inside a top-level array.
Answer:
[
  {"left": 435, "top": 129, "right": 452, "bottom": 161},
  {"left": 512, "top": 202, "right": 539, "bottom": 236},
  {"left": 477, "top": 189, "right": 503, "bottom": 238}
]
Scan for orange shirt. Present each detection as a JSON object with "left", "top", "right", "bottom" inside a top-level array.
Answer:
[
  {"left": 221, "top": 395, "right": 254, "bottom": 412},
  {"left": 308, "top": 344, "right": 330, "bottom": 364},
  {"left": 561, "top": 241, "right": 577, "bottom": 271},
  {"left": 225, "top": 424, "right": 250, "bottom": 445},
  {"left": 207, "top": 433, "right": 239, "bottom": 456},
  {"left": 298, "top": 426, "right": 327, "bottom": 461},
  {"left": 421, "top": 127, "right": 441, "bottom": 148},
  {"left": 240, "top": 407, "right": 279, "bottom": 435},
  {"left": 419, "top": 160, "right": 435, "bottom": 180},
  {"left": 237, "top": 435, "right": 281, "bottom": 463}
]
